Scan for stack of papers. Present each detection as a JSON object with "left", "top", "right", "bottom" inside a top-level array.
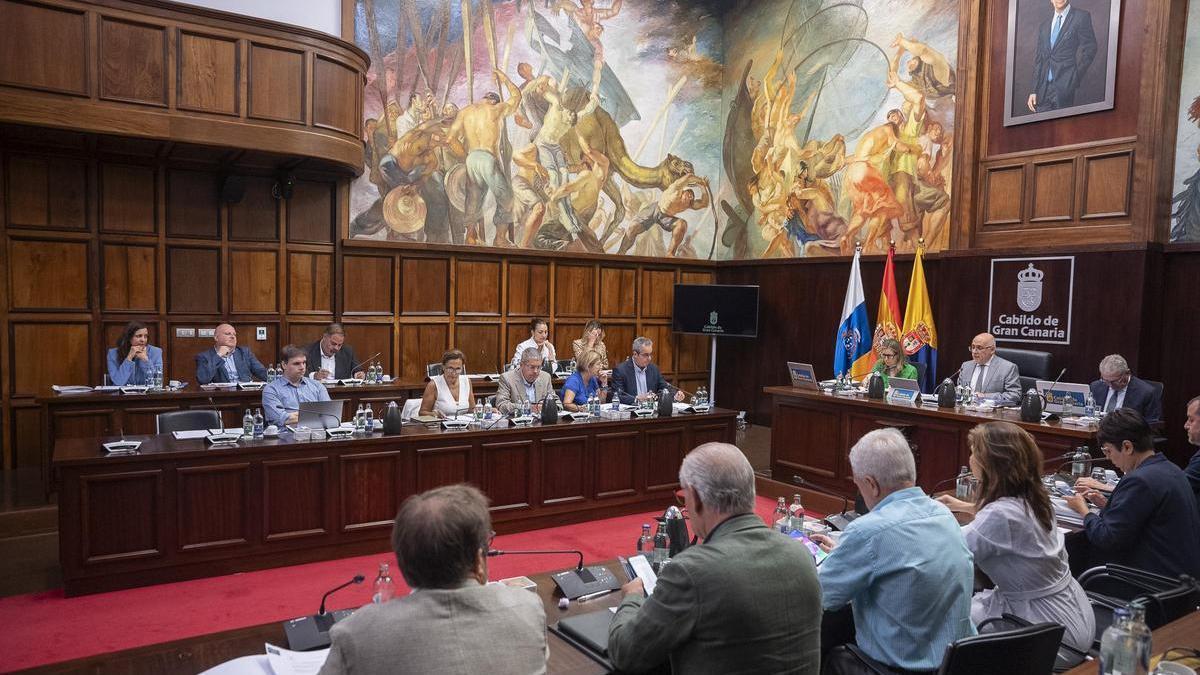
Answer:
[
  {"left": 266, "top": 643, "right": 329, "bottom": 675},
  {"left": 52, "top": 385, "right": 93, "bottom": 394},
  {"left": 1061, "top": 416, "right": 1100, "bottom": 427},
  {"left": 201, "top": 382, "right": 237, "bottom": 389}
]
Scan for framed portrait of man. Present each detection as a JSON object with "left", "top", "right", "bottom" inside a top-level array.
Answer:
[{"left": 1003, "top": 0, "right": 1121, "bottom": 126}]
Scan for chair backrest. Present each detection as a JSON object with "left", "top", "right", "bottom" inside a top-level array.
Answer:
[
  {"left": 914, "top": 360, "right": 928, "bottom": 390},
  {"left": 426, "top": 363, "right": 443, "bottom": 378},
  {"left": 156, "top": 409, "right": 222, "bottom": 434},
  {"left": 937, "top": 622, "right": 1064, "bottom": 675},
  {"left": 401, "top": 398, "right": 422, "bottom": 421},
  {"left": 995, "top": 347, "right": 1054, "bottom": 381}
]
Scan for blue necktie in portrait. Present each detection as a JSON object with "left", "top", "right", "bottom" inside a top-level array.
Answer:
[{"left": 1048, "top": 13, "right": 1063, "bottom": 80}]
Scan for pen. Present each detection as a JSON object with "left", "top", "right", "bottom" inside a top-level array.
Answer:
[{"left": 576, "top": 588, "right": 618, "bottom": 602}]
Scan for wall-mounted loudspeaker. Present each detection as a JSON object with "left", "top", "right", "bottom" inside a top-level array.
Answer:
[
  {"left": 220, "top": 175, "right": 245, "bottom": 204},
  {"left": 272, "top": 173, "right": 295, "bottom": 200}
]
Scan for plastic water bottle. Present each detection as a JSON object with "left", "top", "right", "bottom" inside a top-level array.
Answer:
[
  {"left": 1071, "top": 447, "right": 1092, "bottom": 481},
  {"left": 363, "top": 404, "right": 373, "bottom": 431},
  {"left": 483, "top": 400, "right": 493, "bottom": 420},
  {"left": 253, "top": 408, "right": 264, "bottom": 438},
  {"left": 637, "top": 523, "right": 653, "bottom": 557},
  {"left": 1099, "top": 607, "right": 1141, "bottom": 675},
  {"left": 773, "top": 497, "right": 789, "bottom": 533},
  {"left": 955, "top": 466, "right": 973, "bottom": 500},
  {"left": 1062, "top": 393, "right": 1075, "bottom": 417},
  {"left": 242, "top": 409, "right": 254, "bottom": 437},
  {"left": 788, "top": 494, "right": 805, "bottom": 533},
  {"left": 1084, "top": 391, "right": 1097, "bottom": 417},
  {"left": 1128, "top": 603, "right": 1152, "bottom": 673},
  {"left": 354, "top": 404, "right": 365, "bottom": 432},
  {"left": 474, "top": 398, "right": 483, "bottom": 422},
  {"left": 267, "top": 363, "right": 276, "bottom": 382},
  {"left": 372, "top": 563, "right": 394, "bottom": 604},
  {"left": 651, "top": 520, "right": 670, "bottom": 568},
  {"left": 699, "top": 386, "right": 708, "bottom": 405}
]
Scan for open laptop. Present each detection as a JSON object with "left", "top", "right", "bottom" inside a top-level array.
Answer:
[
  {"left": 297, "top": 400, "right": 346, "bottom": 429},
  {"left": 787, "top": 362, "right": 819, "bottom": 390},
  {"left": 1036, "top": 380, "right": 1090, "bottom": 413},
  {"left": 889, "top": 377, "right": 920, "bottom": 393}
]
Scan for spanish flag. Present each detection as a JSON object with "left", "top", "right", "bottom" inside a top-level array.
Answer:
[
  {"left": 901, "top": 244, "right": 938, "bottom": 392},
  {"left": 866, "top": 244, "right": 903, "bottom": 372},
  {"left": 835, "top": 248, "right": 874, "bottom": 380}
]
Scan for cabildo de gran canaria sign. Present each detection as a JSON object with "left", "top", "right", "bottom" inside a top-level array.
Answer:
[{"left": 987, "top": 256, "right": 1075, "bottom": 345}]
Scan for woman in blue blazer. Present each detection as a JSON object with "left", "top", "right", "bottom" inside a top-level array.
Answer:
[{"left": 106, "top": 321, "right": 163, "bottom": 385}]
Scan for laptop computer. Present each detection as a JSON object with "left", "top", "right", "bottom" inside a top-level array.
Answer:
[
  {"left": 787, "top": 362, "right": 819, "bottom": 390},
  {"left": 1036, "top": 380, "right": 1090, "bottom": 413},
  {"left": 889, "top": 377, "right": 920, "bottom": 393},
  {"left": 297, "top": 400, "right": 345, "bottom": 429}
]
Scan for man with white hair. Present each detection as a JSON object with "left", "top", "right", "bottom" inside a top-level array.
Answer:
[
  {"left": 812, "top": 428, "right": 974, "bottom": 674},
  {"left": 1088, "top": 353, "right": 1162, "bottom": 423},
  {"left": 608, "top": 443, "right": 821, "bottom": 673},
  {"left": 495, "top": 347, "right": 555, "bottom": 415}
]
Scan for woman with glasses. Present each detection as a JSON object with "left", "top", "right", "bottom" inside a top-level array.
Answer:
[
  {"left": 1063, "top": 408, "right": 1200, "bottom": 578},
  {"left": 869, "top": 338, "right": 917, "bottom": 386},
  {"left": 560, "top": 350, "right": 609, "bottom": 412},
  {"left": 571, "top": 320, "right": 609, "bottom": 370},
  {"left": 106, "top": 321, "right": 163, "bottom": 386},
  {"left": 937, "top": 421, "right": 1094, "bottom": 651},
  {"left": 420, "top": 349, "right": 475, "bottom": 418}
]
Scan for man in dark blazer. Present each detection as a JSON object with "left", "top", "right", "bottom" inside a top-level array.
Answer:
[
  {"left": 608, "top": 442, "right": 821, "bottom": 673},
  {"left": 195, "top": 324, "right": 269, "bottom": 384},
  {"left": 1088, "top": 354, "right": 1162, "bottom": 423},
  {"left": 611, "top": 336, "right": 685, "bottom": 405},
  {"left": 1027, "top": 0, "right": 1097, "bottom": 113},
  {"left": 304, "top": 323, "right": 365, "bottom": 381}
]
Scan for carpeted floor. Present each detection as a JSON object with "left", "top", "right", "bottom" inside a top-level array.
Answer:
[{"left": 1, "top": 496, "right": 784, "bottom": 671}]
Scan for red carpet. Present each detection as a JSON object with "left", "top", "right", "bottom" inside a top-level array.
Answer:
[{"left": 1, "top": 497, "right": 784, "bottom": 671}]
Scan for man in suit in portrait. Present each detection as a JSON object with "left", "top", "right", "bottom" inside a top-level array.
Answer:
[
  {"left": 304, "top": 323, "right": 365, "bottom": 381},
  {"left": 611, "top": 337, "right": 686, "bottom": 405},
  {"left": 958, "top": 332, "right": 1022, "bottom": 404},
  {"left": 1088, "top": 354, "right": 1163, "bottom": 424},
  {"left": 195, "top": 323, "right": 269, "bottom": 384},
  {"left": 608, "top": 442, "right": 822, "bottom": 673},
  {"left": 319, "top": 484, "right": 547, "bottom": 674},
  {"left": 495, "top": 347, "right": 555, "bottom": 415},
  {"left": 1027, "top": 0, "right": 1098, "bottom": 113}
]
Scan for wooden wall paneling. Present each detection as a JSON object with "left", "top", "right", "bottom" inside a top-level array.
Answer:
[
  {"left": 286, "top": 322, "right": 326, "bottom": 351},
  {"left": 228, "top": 176, "right": 278, "bottom": 240},
  {"left": 345, "top": 321, "right": 395, "bottom": 377},
  {"left": 247, "top": 43, "right": 305, "bottom": 124},
  {"left": 481, "top": 439, "right": 533, "bottom": 512},
  {"left": 598, "top": 267, "right": 636, "bottom": 317},
  {"left": 640, "top": 269, "right": 675, "bottom": 318},
  {"left": 1029, "top": 159, "right": 1075, "bottom": 223},
  {"left": 339, "top": 450, "right": 403, "bottom": 532},
  {"left": 229, "top": 249, "right": 278, "bottom": 313},
  {"left": 9, "top": 321, "right": 91, "bottom": 396},
  {"left": 166, "top": 169, "right": 219, "bottom": 238},
  {"left": 539, "top": 435, "right": 587, "bottom": 507},
  {"left": 592, "top": 431, "right": 637, "bottom": 499},
  {"left": 176, "top": 31, "right": 239, "bottom": 116},
  {"left": 11, "top": 406, "right": 46, "bottom": 471},
  {"left": 640, "top": 324, "right": 674, "bottom": 375},
  {"left": 287, "top": 251, "right": 332, "bottom": 314},
  {"left": 99, "top": 162, "right": 156, "bottom": 233},
  {"left": 679, "top": 270, "right": 713, "bottom": 285},
  {"left": 287, "top": 180, "right": 335, "bottom": 243},
  {"left": 262, "top": 458, "right": 327, "bottom": 541},
  {"left": 98, "top": 17, "right": 167, "bottom": 107},
  {"left": 229, "top": 321, "right": 279, "bottom": 370},
  {"left": 981, "top": 164, "right": 1025, "bottom": 226},
  {"left": 454, "top": 259, "right": 500, "bottom": 316},
  {"left": 1081, "top": 150, "right": 1133, "bottom": 220},
  {"left": 643, "top": 427, "right": 684, "bottom": 492},
  {"left": 555, "top": 322, "right": 586, "bottom": 357},
  {"left": 312, "top": 56, "right": 359, "bottom": 135},
  {"left": 0, "top": 0, "right": 89, "bottom": 96},
  {"left": 675, "top": 333, "right": 709, "bottom": 374},
  {"left": 398, "top": 322, "right": 448, "bottom": 381},
  {"left": 506, "top": 261, "right": 549, "bottom": 317},
  {"left": 601, "top": 323, "right": 636, "bottom": 366},
  {"left": 9, "top": 238, "right": 90, "bottom": 310},
  {"left": 5, "top": 154, "right": 87, "bottom": 230},
  {"left": 167, "top": 324, "right": 213, "bottom": 382},
  {"left": 554, "top": 264, "right": 594, "bottom": 317},
  {"left": 80, "top": 470, "right": 163, "bottom": 562},
  {"left": 166, "top": 246, "right": 220, "bottom": 314},
  {"left": 415, "top": 443, "right": 470, "bottom": 493},
  {"left": 454, "top": 322, "right": 501, "bottom": 375},
  {"left": 102, "top": 243, "right": 157, "bottom": 311},
  {"left": 343, "top": 254, "right": 394, "bottom": 315},
  {"left": 176, "top": 463, "right": 251, "bottom": 550},
  {"left": 506, "top": 323, "right": 530, "bottom": 367},
  {"left": 399, "top": 257, "right": 448, "bottom": 315}
]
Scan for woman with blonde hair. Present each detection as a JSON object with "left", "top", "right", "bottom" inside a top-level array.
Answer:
[
  {"left": 937, "top": 421, "right": 1094, "bottom": 650},
  {"left": 560, "top": 349, "right": 609, "bottom": 412},
  {"left": 571, "top": 320, "right": 608, "bottom": 370},
  {"left": 869, "top": 337, "right": 916, "bottom": 386}
]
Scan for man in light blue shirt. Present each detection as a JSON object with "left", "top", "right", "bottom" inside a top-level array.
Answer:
[
  {"left": 262, "top": 344, "right": 331, "bottom": 427},
  {"left": 812, "top": 428, "right": 975, "bottom": 673}
]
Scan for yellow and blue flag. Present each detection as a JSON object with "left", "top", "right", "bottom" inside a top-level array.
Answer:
[
  {"left": 901, "top": 245, "right": 938, "bottom": 391},
  {"left": 835, "top": 248, "right": 873, "bottom": 380}
]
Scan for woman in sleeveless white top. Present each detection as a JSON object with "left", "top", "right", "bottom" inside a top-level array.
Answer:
[{"left": 419, "top": 352, "right": 474, "bottom": 417}]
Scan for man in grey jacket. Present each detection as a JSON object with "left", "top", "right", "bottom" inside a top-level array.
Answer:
[
  {"left": 608, "top": 442, "right": 822, "bottom": 674},
  {"left": 320, "top": 484, "right": 547, "bottom": 674},
  {"left": 958, "top": 332, "right": 1022, "bottom": 404}
]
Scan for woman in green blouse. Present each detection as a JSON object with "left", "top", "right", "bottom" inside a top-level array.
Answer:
[{"left": 871, "top": 338, "right": 918, "bottom": 386}]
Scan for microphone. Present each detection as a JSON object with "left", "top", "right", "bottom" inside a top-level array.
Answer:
[
  {"left": 488, "top": 548, "right": 620, "bottom": 599},
  {"left": 944, "top": 366, "right": 963, "bottom": 384},
  {"left": 345, "top": 352, "right": 382, "bottom": 379},
  {"left": 283, "top": 574, "right": 365, "bottom": 651},
  {"left": 488, "top": 548, "right": 584, "bottom": 571},
  {"left": 791, "top": 474, "right": 861, "bottom": 531},
  {"left": 1039, "top": 367, "right": 1069, "bottom": 419}
]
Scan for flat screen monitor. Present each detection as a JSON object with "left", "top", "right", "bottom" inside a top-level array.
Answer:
[{"left": 672, "top": 284, "right": 759, "bottom": 338}]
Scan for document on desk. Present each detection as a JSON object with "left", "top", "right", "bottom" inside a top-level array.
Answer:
[
  {"left": 172, "top": 430, "right": 209, "bottom": 440},
  {"left": 628, "top": 554, "right": 658, "bottom": 595},
  {"left": 265, "top": 643, "right": 329, "bottom": 675}
]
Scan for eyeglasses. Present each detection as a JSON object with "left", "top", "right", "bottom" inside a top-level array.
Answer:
[
  {"left": 968, "top": 344, "right": 994, "bottom": 352},
  {"left": 880, "top": 352, "right": 898, "bottom": 359},
  {"left": 1101, "top": 373, "right": 1130, "bottom": 387}
]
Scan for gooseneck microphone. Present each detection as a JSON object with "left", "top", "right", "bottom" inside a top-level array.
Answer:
[
  {"left": 488, "top": 548, "right": 584, "bottom": 571},
  {"left": 318, "top": 574, "right": 366, "bottom": 622},
  {"left": 283, "top": 573, "right": 365, "bottom": 651},
  {"left": 790, "top": 474, "right": 862, "bottom": 531},
  {"left": 488, "top": 548, "right": 620, "bottom": 599}
]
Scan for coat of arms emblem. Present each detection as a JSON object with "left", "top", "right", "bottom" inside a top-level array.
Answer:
[{"left": 1016, "top": 264, "right": 1044, "bottom": 312}]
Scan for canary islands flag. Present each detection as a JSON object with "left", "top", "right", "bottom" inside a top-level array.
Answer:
[
  {"left": 901, "top": 245, "right": 938, "bottom": 392},
  {"left": 835, "top": 248, "right": 873, "bottom": 380}
]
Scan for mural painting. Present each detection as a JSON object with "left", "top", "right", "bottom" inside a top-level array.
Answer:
[{"left": 1171, "top": 2, "right": 1200, "bottom": 242}]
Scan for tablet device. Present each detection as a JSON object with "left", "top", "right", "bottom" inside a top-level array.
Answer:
[
  {"left": 889, "top": 377, "right": 920, "bottom": 393},
  {"left": 297, "top": 400, "right": 345, "bottom": 429},
  {"left": 798, "top": 535, "right": 829, "bottom": 566},
  {"left": 787, "top": 362, "right": 819, "bottom": 390}
]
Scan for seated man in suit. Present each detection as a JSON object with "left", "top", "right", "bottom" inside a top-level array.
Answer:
[
  {"left": 811, "top": 428, "right": 975, "bottom": 674},
  {"left": 608, "top": 442, "right": 821, "bottom": 673},
  {"left": 611, "top": 337, "right": 686, "bottom": 405},
  {"left": 1089, "top": 354, "right": 1162, "bottom": 423},
  {"left": 495, "top": 347, "right": 554, "bottom": 415},
  {"left": 320, "top": 484, "right": 547, "bottom": 674},
  {"left": 195, "top": 323, "right": 268, "bottom": 384},
  {"left": 304, "top": 323, "right": 366, "bottom": 381},
  {"left": 262, "top": 345, "right": 331, "bottom": 427},
  {"left": 1186, "top": 395, "right": 1200, "bottom": 514},
  {"left": 958, "top": 332, "right": 1021, "bottom": 404}
]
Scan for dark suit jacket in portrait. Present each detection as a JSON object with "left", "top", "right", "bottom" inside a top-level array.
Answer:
[
  {"left": 304, "top": 340, "right": 358, "bottom": 380},
  {"left": 195, "top": 346, "right": 268, "bottom": 384},
  {"left": 608, "top": 513, "right": 822, "bottom": 674},
  {"left": 611, "top": 357, "right": 673, "bottom": 405},
  {"left": 1032, "top": 5, "right": 1098, "bottom": 110},
  {"left": 1088, "top": 376, "right": 1163, "bottom": 424}
]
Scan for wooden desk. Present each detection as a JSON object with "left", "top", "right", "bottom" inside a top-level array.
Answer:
[
  {"left": 54, "top": 410, "right": 734, "bottom": 596},
  {"left": 1060, "top": 610, "right": 1200, "bottom": 675},
  {"left": 22, "top": 563, "right": 626, "bottom": 674},
  {"left": 764, "top": 386, "right": 1098, "bottom": 498}
]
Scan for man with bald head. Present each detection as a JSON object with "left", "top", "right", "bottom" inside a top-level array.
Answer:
[
  {"left": 195, "top": 323, "right": 269, "bottom": 384},
  {"left": 608, "top": 442, "right": 821, "bottom": 673},
  {"left": 958, "top": 332, "right": 1022, "bottom": 404}
]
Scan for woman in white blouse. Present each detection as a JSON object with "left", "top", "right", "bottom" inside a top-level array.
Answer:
[
  {"left": 511, "top": 317, "right": 556, "bottom": 369},
  {"left": 937, "top": 421, "right": 1095, "bottom": 651},
  {"left": 419, "top": 349, "right": 474, "bottom": 418}
]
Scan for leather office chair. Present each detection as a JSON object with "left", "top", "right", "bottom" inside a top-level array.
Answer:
[
  {"left": 913, "top": 361, "right": 928, "bottom": 390},
  {"left": 979, "top": 613, "right": 1090, "bottom": 672},
  {"left": 839, "top": 621, "right": 1064, "bottom": 675},
  {"left": 425, "top": 363, "right": 443, "bottom": 378},
  {"left": 156, "top": 410, "right": 222, "bottom": 434},
  {"left": 995, "top": 347, "right": 1054, "bottom": 394},
  {"left": 1080, "top": 564, "right": 1200, "bottom": 645}
]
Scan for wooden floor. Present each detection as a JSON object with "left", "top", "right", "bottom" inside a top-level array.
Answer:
[{"left": 0, "top": 424, "right": 771, "bottom": 599}]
